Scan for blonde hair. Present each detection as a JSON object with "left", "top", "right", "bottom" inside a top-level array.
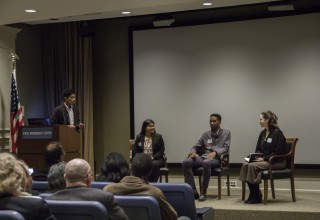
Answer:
[{"left": 0, "top": 157, "right": 24, "bottom": 196}]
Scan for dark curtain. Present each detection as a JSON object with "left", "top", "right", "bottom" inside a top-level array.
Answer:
[{"left": 40, "top": 22, "right": 94, "bottom": 170}]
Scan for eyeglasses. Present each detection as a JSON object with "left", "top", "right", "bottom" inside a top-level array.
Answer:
[
  {"left": 85, "top": 171, "right": 93, "bottom": 178},
  {"left": 67, "top": 171, "right": 93, "bottom": 182}
]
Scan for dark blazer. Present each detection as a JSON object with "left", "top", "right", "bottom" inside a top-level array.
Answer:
[
  {"left": 51, "top": 103, "right": 80, "bottom": 127},
  {"left": 31, "top": 167, "right": 50, "bottom": 181},
  {"left": 132, "top": 133, "right": 165, "bottom": 160},
  {"left": 45, "top": 186, "right": 128, "bottom": 220},
  {"left": 255, "top": 128, "right": 286, "bottom": 162},
  {"left": 0, "top": 195, "right": 56, "bottom": 220}
]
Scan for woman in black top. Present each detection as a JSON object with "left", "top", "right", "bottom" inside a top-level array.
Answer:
[
  {"left": 133, "top": 119, "right": 165, "bottom": 182},
  {"left": 239, "top": 111, "right": 287, "bottom": 204}
]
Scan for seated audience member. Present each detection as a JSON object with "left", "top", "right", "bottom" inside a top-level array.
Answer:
[
  {"left": 98, "top": 152, "right": 130, "bottom": 182},
  {"left": 239, "top": 111, "right": 287, "bottom": 204},
  {"left": 0, "top": 151, "right": 17, "bottom": 160},
  {"left": 182, "top": 113, "right": 231, "bottom": 201},
  {"left": 133, "top": 119, "right": 166, "bottom": 182},
  {"left": 32, "top": 142, "right": 65, "bottom": 181},
  {"left": 17, "top": 160, "right": 40, "bottom": 196},
  {"left": 47, "top": 162, "right": 66, "bottom": 193},
  {"left": 0, "top": 156, "right": 56, "bottom": 220},
  {"left": 105, "top": 153, "right": 184, "bottom": 220},
  {"left": 45, "top": 158, "right": 128, "bottom": 220}
]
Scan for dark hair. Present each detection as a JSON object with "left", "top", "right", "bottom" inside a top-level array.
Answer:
[
  {"left": 63, "top": 89, "right": 75, "bottom": 99},
  {"left": 44, "top": 142, "right": 65, "bottom": 166},
  {"left": 140, "top": 119, "right": 155, "bottom": 136},
  {"left": 99, "top": 152, "right": 130, "bottom": 182},
  {"left": 47, "top": 161, "right": 66, "bottom": 192},
  {"left": 131, "top": 153, "right": 152, "bottom": 178},
  {"left": 210, "top": 113, "right": 221, "bottom": 122},
  {"left": 261, "top": 110, "right": 279, "bottom": 130}
]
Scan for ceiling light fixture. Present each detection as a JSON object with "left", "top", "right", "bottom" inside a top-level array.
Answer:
[
  {"left": 203, "top": 0, "right": 213, "bottom": 6},
  {"left": 121, "top": 11, "right": 131, "bottom": 15},
  {"left": 203, "top": 2, "right": 212, "bottom": 6},
  {"left": 25, "top": 9, "right": 37, "bottom": 13}
]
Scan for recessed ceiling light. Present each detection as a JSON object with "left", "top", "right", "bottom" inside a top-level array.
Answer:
[
  {"left": 203, "top": 2, "right": 212, "bottom": 6},
  {"left": 25, "top": 9, "right": 37, "bottom": 13},
  {"left": 121, "top": 11, "right": 131, "bottom": 15}
]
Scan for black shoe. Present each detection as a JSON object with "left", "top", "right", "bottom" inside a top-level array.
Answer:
[
  {"left": 194, "top": 192, "right": 200, "bottom": 200},
  {"left": 244, "top": 193, "right": 252, "bottom": 204},
  {"left": 247, "top": 194, "right": 262, "bottom": 204},
  {"left": 198, "top": 194, "right": 207, "bottom": 202}
]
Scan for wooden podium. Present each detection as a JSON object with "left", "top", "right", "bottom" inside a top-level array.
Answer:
[{"left": 17, "top": 125, "right": 81, "bottom": 169}]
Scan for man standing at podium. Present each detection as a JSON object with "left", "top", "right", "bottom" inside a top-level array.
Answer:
[{"left": 51, "top": 89, "right": 84, "bottom": 131}]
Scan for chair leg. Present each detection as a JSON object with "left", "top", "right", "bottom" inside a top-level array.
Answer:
[
  {"left": 271, "top": 179, "right": 275, "bottom": 199},
  {"left": 165, "top": 174, "right": 168, "bottom": 183},
  {"left": 242, "top": 181, "right": 246, "bottom": 201},
  {"left": 218, "top": 176, "right": 221, "bottom": 200},
  {"left": 290, "top": 175, "right": 296, "bottom": 202},
  {"left": 227, "top": 174, "right": 230, "bottom": 196},
  {"left": 263, "top": 179, "right": 268, "bottom": 205}
]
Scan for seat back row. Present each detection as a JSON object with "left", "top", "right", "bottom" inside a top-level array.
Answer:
[{"left": 32, "top": 181, "right": 213, "bottom": 220}]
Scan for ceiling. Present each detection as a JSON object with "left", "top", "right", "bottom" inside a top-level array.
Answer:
[
  {"left": 0, "top": 0, "right": 286, "bottom": 26},
  {"left": 1, "top": 0, "right": 319, "bottom": 26}
]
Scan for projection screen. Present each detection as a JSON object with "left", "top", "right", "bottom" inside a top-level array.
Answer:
[{"left": 132, "top": 13, "right": 320, "bottom": 164}]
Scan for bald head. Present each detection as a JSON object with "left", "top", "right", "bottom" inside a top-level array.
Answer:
[{"left": 65, "top": 159, "right": 92, "bottom": 186}]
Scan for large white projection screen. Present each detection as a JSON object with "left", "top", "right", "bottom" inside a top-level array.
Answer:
[{"left": 133, "top": 13, "right": 320, "bottom": 164}]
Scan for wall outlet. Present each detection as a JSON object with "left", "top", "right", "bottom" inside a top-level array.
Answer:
[{"left": 225, "top": 180, "right": 237, "bottom": 187}]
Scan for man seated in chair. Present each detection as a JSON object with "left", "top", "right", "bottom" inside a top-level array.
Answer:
[
  {"left": 45, "top": 158, "right": 128, "bottom": 220},
  {"left": 104, "top": 153, "right": 190, "bottom": 220},
  {"left": 182, "top": 113, "right": 231, "bottom": 202}
]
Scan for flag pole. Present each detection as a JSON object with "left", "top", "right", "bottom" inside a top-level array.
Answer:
[
  {"left": 8, "top": 53, "right": 19, "bottom": 83},
  {"left": 9, "top": 52, "right": 23, "bottom": 154}
]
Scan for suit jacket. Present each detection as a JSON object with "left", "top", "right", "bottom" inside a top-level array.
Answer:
[
  {"left": 0, "top": 195, "right": 56, "bottom": 220},
  {"left": 133, "top": 133, "right": 165, "bottom": 160},
  {"left": 51, "top": 103, "right": 80, "bottom": 127},
  {"left": 45, "top": 186, "right": 128, "bottom": 220},
  {"left": 104, "top": 176, "right": 178, "bottom": 220}
]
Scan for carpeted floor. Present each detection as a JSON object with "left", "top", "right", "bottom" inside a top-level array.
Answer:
[{"left": 166, "top": 169, "right": 320, "bottom": 220}]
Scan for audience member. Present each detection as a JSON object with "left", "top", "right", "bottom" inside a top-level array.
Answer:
[
  {"left": 239, "top": 111, "right": 286, "bottom": 204},
  {"left": 98, "top": 152, "right": 130, "bottom": 182},
  {"left": 182, "top": 113, "right": 231, "bottom": 201},
  {"left": 32, "top": 141, "right": 65, "bottom": 181},
  {"left": 16, "top": 160, "right": 37, "bottom": 196},
  {"left": 45, "top": 158, "right": 128, "bottom": 220},
  {"left": 133, "top": 119, "right": 165, "bottom": 182},
  {"left": 104, "top": 153, "right": 180, "bottom": 220},
  {"left": 0, "top": 155, "right": 56, "bottom": 220},
  {"left": 47, "top": 161, "right": 66, "bottom": 192}
]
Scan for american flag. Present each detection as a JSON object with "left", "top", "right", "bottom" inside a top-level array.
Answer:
[{"left": 9, "top": 69, "right": 24, "bottom": 153}]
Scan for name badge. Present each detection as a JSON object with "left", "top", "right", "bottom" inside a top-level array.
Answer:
[
  {"left": 138, "top": 142, "right": 142, "bottom": 146},
  {"left": 267, "top": 138, "right": 272, "bottom": 143},
  {"left": 207, "top": 139, "right": 213, "bottom": 144}
]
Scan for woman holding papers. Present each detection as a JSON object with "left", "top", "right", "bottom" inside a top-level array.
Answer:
[{"left": 239, "top": 111, "right": 286, "bottom": 204}]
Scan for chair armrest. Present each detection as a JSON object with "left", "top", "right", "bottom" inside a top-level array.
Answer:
[
  {"left": 220, "top": 153, "right": 229, "bottom": 160},
  {"left": 268, "top": 153, "right": 291, "bottom": 164},
  {"left": 219, "top": 153, "right": 229, "bottom": 168}
]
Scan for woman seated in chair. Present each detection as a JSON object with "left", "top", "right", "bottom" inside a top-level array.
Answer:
[
  {"left": 239, "top": 110, "right": 287, "bottom": 204},
  {"left": 0, "top": 155, "right": 56, "bottom": 220},
  {"left": 98, "top": 152, "right": 130, "bottom": 182},
  {"left": 133, "top": 119, "right": 165, "bottom": 182}
]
